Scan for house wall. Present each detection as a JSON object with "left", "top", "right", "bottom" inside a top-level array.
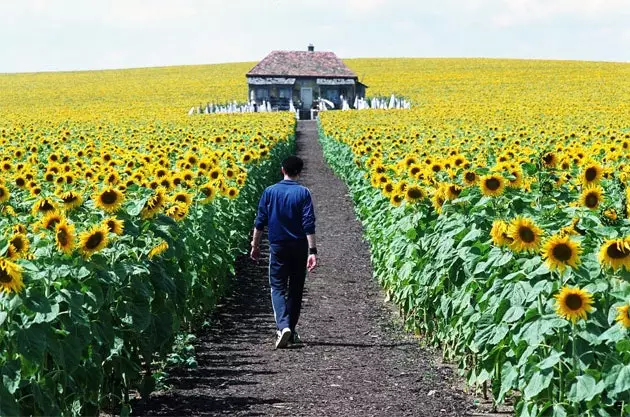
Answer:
[{"left": 247, "top": 77, "right": 365, "bottom": 110}]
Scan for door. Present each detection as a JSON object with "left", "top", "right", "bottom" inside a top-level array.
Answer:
[{"left": 301, "top": 88, "right": 313, "bottom": 110}]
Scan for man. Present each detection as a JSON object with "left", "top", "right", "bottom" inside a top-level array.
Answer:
[{"left": 251, "top": 155, "right": 318, "bottom": 349}]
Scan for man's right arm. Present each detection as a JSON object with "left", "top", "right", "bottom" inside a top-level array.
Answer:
[{"left": 251, "top": 190, "right": 268, "bottom": 261}]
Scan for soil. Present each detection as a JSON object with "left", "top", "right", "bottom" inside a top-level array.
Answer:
[{"left": 131, "top": 121, "right": 502, "bottom": 417}]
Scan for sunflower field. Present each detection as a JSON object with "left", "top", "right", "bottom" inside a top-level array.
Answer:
[
  {"left": 320, "top": 59, "right": 630, "bottom": 416},
  {"left": 0, "top": 66, "right": 295, "bottom": 415}
]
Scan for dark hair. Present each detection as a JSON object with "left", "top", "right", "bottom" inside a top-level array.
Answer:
[{"left": 282, "top": 155, "right": 304, "bottom": 177}]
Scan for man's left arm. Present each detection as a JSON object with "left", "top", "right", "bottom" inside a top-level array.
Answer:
[{"left": 303, "top": 191, "right": 317, "bottom": 271}]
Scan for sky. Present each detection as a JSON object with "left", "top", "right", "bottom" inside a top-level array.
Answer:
[{"left": 1, "top": 0, "right": 629, "bottom": 73}]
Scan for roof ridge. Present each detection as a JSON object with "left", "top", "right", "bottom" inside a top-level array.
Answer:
[{"left": 246, "top": 50, "right": 356, "bottom": 78}]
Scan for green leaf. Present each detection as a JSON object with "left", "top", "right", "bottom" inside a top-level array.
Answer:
[
  {"left": 524, "top": 369, "right": 553, "bottom": 399},
  {"left": 1, "top": 360, "right": 21, "bottom": 394},
  {"left": 616, "top": 339, "right": 630, "bottom": 353},
  {"left": 498, "top": 362, "right": 518, "bottom": 403},
  {"left": 568, "top": 374, "right": 605, "bottom": 402},
  {"left": 552, "top": 404, "right": 567, "bottom": 417},
  {"left": 597, "top": 324, "right": 625, "bottom": 344},
  {"left": 609, "top": 364, "right": 630, "bottom": 397},
  {"left": 0, "top": 382, "right": 20, "bottom": 417},
  {"left": 503, "top": 306, "right": 525, "bottom": 323},
  {"left": 17, "top": 323, "right": 49, "bottom": 363},
  {"left": 537, "top": 350, "right": 563, "bottom": 370}
]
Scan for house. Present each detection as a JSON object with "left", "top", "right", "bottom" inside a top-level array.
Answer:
[{"left": 246, "top": 45, "right": 367, "bottom": 115}]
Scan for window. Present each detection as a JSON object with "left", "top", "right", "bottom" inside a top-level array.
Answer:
[
  {"left": 278, "top": 88, "right": 291, "bottom": 99},
  {"left": 325, "top": 89, "right": 339, "bottom": 101},
  {"left": 256, "top": 88, "right": 269, "bottom": 100}
]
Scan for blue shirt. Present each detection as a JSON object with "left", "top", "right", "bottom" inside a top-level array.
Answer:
[{"left": 255, "top": 179, "right": 316, "bottom": 243}]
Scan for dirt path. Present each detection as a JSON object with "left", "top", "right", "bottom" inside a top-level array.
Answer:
[{"left": 133, "top": 120, "right": 475, "bottom": 417}]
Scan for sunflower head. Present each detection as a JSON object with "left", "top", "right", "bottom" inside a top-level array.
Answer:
[
  {"left": 55, "top": 220, "right": 75, "bottom": 254},
  {"left": 581, "top": 162, "right": 603, "bottom": 185},
  {"left": 554, "top": 286, "right": 593, "bottom": 322},
  {"left": 104, "top": 217, "right": 124, "bottom": 235},
  {"left": 616, "top": 305, "right": 630, "bottom": 329},
  {"left": 199, "top": 183, "right": 217, "bottom": 204},
  {"left": 541, "top": 234, "right": 582, "bottom": 272},
  {"left": 32, "top": 198, "right": 56, "bottom": 216},
  {"left": 78, "top": 225, "right": 109, "bottom": 258},
  {"left": 479, "top": 174, "right": 505, "bottom": 197},
  {"left": 463, "top": 170, "right": 478, "bottom": 186},
  {"left": 0, "top": 184, "right": 10, "bottom": 203},
  {"left": 39, "top": 211, "right": 64, "bottom": 231},
  {"left": 599, "top": 237, "right": 630, "bottom": 271},
  {"left": 8, "top": 233, "right": 30, "bottom": 258},
  {"left": 580, "top": 185, "right": 604, "bottom": 210},
  {"left": 226, "top": 187, "right": 239, "bottom": 200},
  {"left": 60, "top": 190, "right": 83, "bottom": 210},
  {"left": 490, "top": 220, "right": 513, "bottom": 247},
  {"left": 508, "top": 216, "right": 543, "bottom": 253},
  {"left": 405, "top": 185, "right": 425, "bottom": 203},
  {"left": 0, "top": 258, "right": 24, "bottom": 293},
  {"left": 94, "top": 187, "right": 124, "bottom": 213}
]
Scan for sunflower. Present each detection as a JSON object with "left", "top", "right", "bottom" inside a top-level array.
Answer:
[
  {"left": 208, "top": 167, "right": 222, "bottom": 181},
  {"left": 226, "top": 187, "right": 239, "bottom": 200},
  {"left": 40, "top": 211, "right": 64, "bottom": 231},
  {"left": 60, "top": 190, "right": 83, "bottom": 210},
  {"left": 432, "top": 190, "right": 446, "bottom": 214},
  {"left": 598, "top": 237, "right": 630, "bottom": 271},
  {"left": 166, "top": 203, "right": 189, "bottom": 221},
  {"left": 0, "top": 258, "right": 24, "bottom": 293},
  {"left": 554, "top": 286, "right": 593, "bottom": 322},
  {"left": 148, "top": 240, "right": 169, "bottom": 259},
  {"left": 141, "top": 188, "right": 166, "bottom": 219},
  {"left": 94, "top": 187, "right": 124, "bottom": 213},
  {"left": 12, "top": 224, "right": 27, "bottom": 234},
  {"left": 479, "top": 174, "right": 505, "bottom": 197},
  {"left": 508, "top": 216, "right": 543, "bottom": 253},
  {"left": 390, "top": 192, "right": 404, "bottom": 207},
  {"left": 199, "top": 183, "right": 217, "bottom": 204},
  {"left": 0, "top": 184, "right": 11, "bottom": 203},
  {"left": 463, "top": 170, "right": 478, "bottom": 186},
  {"left": 79, "top": 225, "right": 109, "bottom": 258},
  {"left": 490, "top": 220, "right": 512, "bottom": 247},
  {"left": 103, "top": 217, "right": 124, "bottom": 235},
  {"left": 382, "top": 182, "right": 395, "bottom": 197},
  {"left": 445, "top": 184, "right": 462, "bottom": 200},
  {"left": 55, "top": 220, "right": 76, "bottom": 254},
  {"left": 581, "top": 162, "right": 603, "bottom": 185},
  {"left": 31, "top": 198, "right": 56, "bottom": 216},
  {"left": 542, "top": 152, "right": 558, "bottom": 168},
  {"left": 580, "top": 185, "right": 604, "bottom": 210},
  {"left": 405, "top": 185, "right": 425, "bottom": 203},
  {"left": 8, "top": 233, "right": 29, "bottom": 259},
  {"left": 541, "top": 234, "right": 581, "bottom": 272},
  {"left": 616, "top": 305, "right": 630, "bottom": 328}
]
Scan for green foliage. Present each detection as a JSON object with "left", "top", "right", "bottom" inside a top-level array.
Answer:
[
  {"left": 0, "top": 132, "right": 295, "bottom": 416},
  {"left": 319, "top": 129, "right": 630, "bottom": 416}
]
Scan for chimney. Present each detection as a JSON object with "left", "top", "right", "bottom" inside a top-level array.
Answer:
[{"left": 308, "top": 44, "right": 314, "bottom": 52}]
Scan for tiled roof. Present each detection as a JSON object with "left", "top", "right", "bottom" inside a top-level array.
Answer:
[{"left": 246, "top": 51, "right": 357, "bottom": 78}]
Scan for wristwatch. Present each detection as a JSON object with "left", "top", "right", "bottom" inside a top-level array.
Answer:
[{"left": 308, "top": 247, "right": 318, "bottom": 255}]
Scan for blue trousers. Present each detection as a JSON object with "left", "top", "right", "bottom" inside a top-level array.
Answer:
[{"left": 269, "top": 240, "right": 308, "bottom": 331}]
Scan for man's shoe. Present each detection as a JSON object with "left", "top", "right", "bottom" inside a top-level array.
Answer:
[
  {"left": 289, "top": 331, "right": 302, "bottom": 345},
  {"left": 275, "top": 328, "right": 291, "bottom": 349}
]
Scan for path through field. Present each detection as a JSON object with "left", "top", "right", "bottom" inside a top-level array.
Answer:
[{"left": 133, "top": 121, "right": 479, "bottom": 416}]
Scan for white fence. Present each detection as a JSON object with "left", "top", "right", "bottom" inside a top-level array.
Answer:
[{"left": 188, "top": 95, "right": 411, "bottom": 116}]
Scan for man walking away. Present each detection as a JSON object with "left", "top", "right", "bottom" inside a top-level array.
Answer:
[{"left": 250, "top": 155, "right": 318, "bottom": 349}]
